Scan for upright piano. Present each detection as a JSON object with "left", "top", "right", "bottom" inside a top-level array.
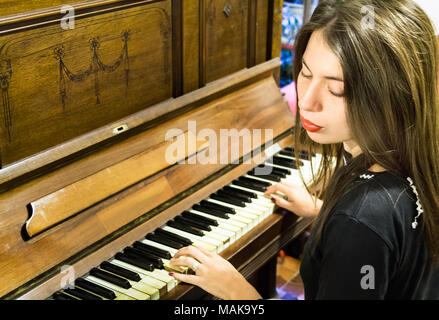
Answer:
[{"left": 0, "top": 0, "right": 315, "bottom": 300}]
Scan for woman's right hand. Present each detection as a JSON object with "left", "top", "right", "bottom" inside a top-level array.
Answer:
[{"left": 264, "top": 181, "right": 322, "bottom": 218}]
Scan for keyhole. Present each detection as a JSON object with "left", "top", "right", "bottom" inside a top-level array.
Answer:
[{"left": 223, "top": 3, "right": 232, "bottom": 18}]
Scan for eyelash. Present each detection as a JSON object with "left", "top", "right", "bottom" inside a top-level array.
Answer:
[{"left": 300, "top": 71, "right": 345, "bottom": 98}]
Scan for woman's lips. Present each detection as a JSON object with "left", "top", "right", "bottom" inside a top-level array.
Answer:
[{"left": 300, "top": 115, "right": 323, "bottom": 133}]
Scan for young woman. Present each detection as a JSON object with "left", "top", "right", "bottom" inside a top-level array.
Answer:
[{"left": 168, "top": 0, "right": 439, "bottom": 299}]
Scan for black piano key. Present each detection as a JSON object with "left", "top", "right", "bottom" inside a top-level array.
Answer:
[
  {"left": 279, "top": 149, "right": 294, "bottom": 157},
  {"left": 272, "top": 156, "right": 294, "bottom": 167},
  {"left": 219, "top": 188, "right": 252, "bottom": 202},
  {"left": 115, "top": 252, "right": 155, "bottom": 272},
  {"left": 285, "top": 148, "right": 316, "bottom": 159},
  {"left": 232, "top": 179, "right": 266, "bottom": 192},
  {"left": 53, "top": 291, "right": 79, "bottom": 300},
  {"left": 90, "top": 267, "right": 131, "bottom": 289},
  {"left": 100, "top": 261, "right": 141, "bottom": 282},
  {"left": 192, "top": 204, "right": 230, "bottom": 219},
  {"left": 258, "top": 164, "right": 291, "bottom": 176},
  {"left": 131, "top": 242, "right": 168, "bottom": 261},
  {"left": 253, "top": 169, "right": 286, "bottom": 179},
  {"left": 154, "top": 228, "right": 193, "bottom": 247},
  {"left": 175, "top": 215, "right": 212, "bottom": 231},
  {"left": 238, "top": 176, "right": 271, "bottom": 188},
  {"left": 75, "top": 278, "right": 116, "bottom": 300},
  {"left": 167, "top": 220, "right": 205, "bottom": 237},
  {"left": 200, "top": 200, "right": 235, "bottom": 213},
  {"left": 124, "top": 247, "right": 164, "bottom": 269},
  {"left": 132, "top": 241, "right": 172, "bottom": 260},
  {"left": 223, "top": 186, "right": 257, "bottom": 199},
  {"left": 211, "top": 192, "right": 246, "bottom": 207},
  {"left": 271, "top": 156, "right": 303, "bottom": 169},
  {"left": 64, "top": 287, "right": 103, "bottom": 300},
  {"left": 279, "top": 154, "right": 306, "bottom": 167},
  {"left": 247, "top": 171, "right": 281, "bottom": 182},
  {"left": 181, "top": 211, "right": 219, "bottom": 226},
  {"left": 145, "top": 233, "right": 184, "bottom": 250}
]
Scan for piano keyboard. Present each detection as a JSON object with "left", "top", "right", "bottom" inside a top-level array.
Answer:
[{"left": 50, "top": 147, "right": 320, "bottom": 300}]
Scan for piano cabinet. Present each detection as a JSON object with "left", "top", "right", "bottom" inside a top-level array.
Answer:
[{"left": 0, "top": 0, "right": 316, "bottom": 300}]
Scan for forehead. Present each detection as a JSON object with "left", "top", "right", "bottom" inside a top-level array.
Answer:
[{"left": 303, "top": 29, "right": 343, "bottom": 77}]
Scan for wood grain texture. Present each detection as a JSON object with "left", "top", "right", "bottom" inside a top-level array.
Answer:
[
  {"left": 204, "top": 0, "right": 249, "bottom": 83},
  {"left": 0, "top": 58, "right": 281, "bottom": 193},
  {"left": 0, "top": 0, "right": 172, "bottom": 166},
  {"left": 256, "top": 0, "right": 269, "bottom": 64},
  {"left": 182, "top": 0, "right": 200, "bottom": 94},
  {"left": 271, "top": 0, "right": 283, "bottom": 59}
]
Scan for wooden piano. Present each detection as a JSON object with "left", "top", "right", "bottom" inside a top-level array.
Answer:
[{"left": 0, "top": 0, "right": 314, "bottom": 300}]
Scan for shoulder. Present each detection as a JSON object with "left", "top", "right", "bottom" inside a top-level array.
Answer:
[{"left": 329, "top": 171, "right": 417, "bottom": 252}]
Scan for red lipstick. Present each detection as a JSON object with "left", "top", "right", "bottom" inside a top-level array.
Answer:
[{"left": 300, "top": 115, "right": 323, "bottom": 133}]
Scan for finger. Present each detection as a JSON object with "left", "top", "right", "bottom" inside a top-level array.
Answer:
[
  {"left": 192, "top": 243, "right": 214, "bottom": 257},
  {"left": 279, "top": 180, "right": 303, "bottom": 188},
  {"left": 264, "top": 183, "right": 284, "bottom": 195},
  {"left": 265, "top": 183, "right": 293, "bottom": 198},
  {"left": 271, "top": 195, "right": 293, "bottom": 210},
  {"left": 169, "top": 256, "right": 198, "bottom": 269},
  {"left": 173, "top": 245, "right": 209, "bottom": 263},
  {"left": 169, "top": 272, "right": 201, "bottom": 286}
]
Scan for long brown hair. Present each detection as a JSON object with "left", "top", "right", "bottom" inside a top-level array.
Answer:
[{"left": 292, "top": 0, "right": 439, "bottom": 263}]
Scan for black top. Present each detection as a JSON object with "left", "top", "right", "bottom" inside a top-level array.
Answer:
[{"left": 300, "top": 171, "right": 439, "bottom": 299}]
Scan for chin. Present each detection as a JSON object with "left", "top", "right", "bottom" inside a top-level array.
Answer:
[{"left": 306, "top": 131, "right": 343, "bottom": 145}]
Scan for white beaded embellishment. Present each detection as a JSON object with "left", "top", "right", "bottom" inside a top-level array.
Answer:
[
  {"left": 360, "top": 173, "right": 375, "bottom": 180},
  {"left": 407, "top": 177, "right": 423, "bottom": 229}
]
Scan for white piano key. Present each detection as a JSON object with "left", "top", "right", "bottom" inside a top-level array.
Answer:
[
  {"left": 97, "top": 267, "right": 160, "bottom": 300},
  {"left": 206, "top": 201, "right": 261, "bottom": 226},
  {"left": 84, "top": 275, "right": 150, "bottom": 300},
  {"left": 140, "top": 239, "right": 178, "bottom": 256},
  {"left": 110, "top": 258, "right": 177, "bottom": 292},
  {"left": 161, "top": 225, "right": 222, "bottom": 253},
  {"left": 189, "top": 209, "right": 246, "bottom": 236},
  {"left": 103, "top": 261, "right": 167, "bottom": 296}
]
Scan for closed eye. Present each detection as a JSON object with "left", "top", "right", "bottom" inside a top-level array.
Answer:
[
  {"left": 301, "top": 71, "right": 312, "bottom": 78},
  {"left": 329, "top": 90, "right": 345, "bottom": 97}
]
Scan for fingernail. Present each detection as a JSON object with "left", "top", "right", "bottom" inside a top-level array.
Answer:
[{"left": 168, "top": 272, "right": 174, "bottom": 276}]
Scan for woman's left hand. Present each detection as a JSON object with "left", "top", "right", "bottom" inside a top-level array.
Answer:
[{"left": 168, "top": 245, "right": 262, "bottom": 300}]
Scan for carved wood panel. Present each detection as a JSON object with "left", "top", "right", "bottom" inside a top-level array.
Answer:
[{"left": 0, "top": 0, "right": 172, "bottom": 166}]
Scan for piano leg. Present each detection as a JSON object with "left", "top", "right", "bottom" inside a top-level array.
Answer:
[{"left": 247, "top": 257, "right": 278, "bottom": 299}]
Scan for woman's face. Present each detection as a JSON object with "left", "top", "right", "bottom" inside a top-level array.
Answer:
[{"left": 296, "top": 29, "right": 352, "bottom": 145}]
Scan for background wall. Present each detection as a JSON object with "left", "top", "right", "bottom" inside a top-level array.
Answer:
[{"left": 413, "top": 0, "right": 439, "bottom": 34}]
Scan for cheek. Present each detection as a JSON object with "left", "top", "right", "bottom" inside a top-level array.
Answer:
[
  {"left": 296, "top": 77, "right": 306, "bottom": 102},
  {"left": 327, "top": 106, "right": 351, "bottom": 135}
]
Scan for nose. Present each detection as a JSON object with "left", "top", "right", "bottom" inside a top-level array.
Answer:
[{"left": 298, "top": 80, "right": 323, "bottom": 113}]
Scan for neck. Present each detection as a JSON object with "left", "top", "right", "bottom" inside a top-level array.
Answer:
[
  {"left": 343, "top": 140, "right": 362, "bottom": 158},
  {"left": 342, "top": 140, "right": 386, "bottom": 173}
]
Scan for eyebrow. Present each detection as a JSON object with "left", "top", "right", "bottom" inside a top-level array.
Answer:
[{"left": 302, "top": 59, "right": 344, "bottom": 82}]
